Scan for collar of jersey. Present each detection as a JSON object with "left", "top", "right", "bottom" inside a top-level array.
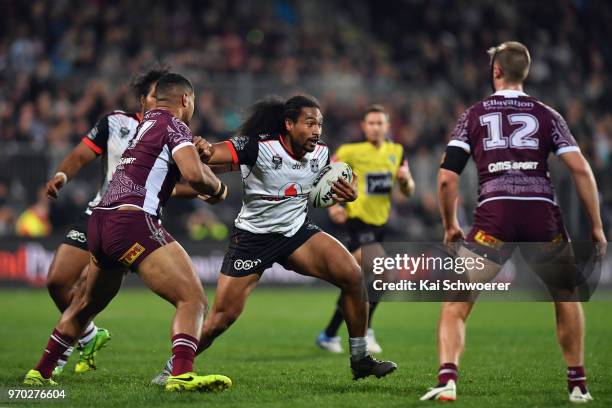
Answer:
[
  {"left": 492, "top": 89, "right": 529, "bottom": 98},
  {"left": 278, "top": 134, "right": 306, "bottom": 161}
]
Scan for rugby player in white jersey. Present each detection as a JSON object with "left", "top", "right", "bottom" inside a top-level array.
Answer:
[{"left": 152, "top": 95, "right": 398, "bottom": 385}]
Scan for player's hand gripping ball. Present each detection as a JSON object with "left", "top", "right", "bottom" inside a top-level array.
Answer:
[{"left": 309, "top": 162, "right": 354, "bottom": 208}]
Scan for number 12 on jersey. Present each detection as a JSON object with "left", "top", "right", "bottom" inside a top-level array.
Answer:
[{"left": 480, "top": 113, "right": 539, "bottom": 150}]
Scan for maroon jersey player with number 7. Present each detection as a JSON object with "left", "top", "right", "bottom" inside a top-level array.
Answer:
[{"left": 24, "top": 73, "right": 232, "bottom": 392}]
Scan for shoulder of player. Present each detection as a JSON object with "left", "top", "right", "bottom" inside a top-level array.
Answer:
[
  {"left": 106, "top": 110, "right": 140, "bottom": 121},
  {"left": 255, "top": 133, "right": 279, "bottom": 143},
  {"left": 103, "top": 111, "right": 142, "bottom": 130},
  {"left": 390, "top": 141, "right": 407, "bottom": 158},
  {"left": 532, "top": 99, "right": 564, "bottom": 121},
  {"left": 336, "top": 141, "right": 368, "bottom": 152}
]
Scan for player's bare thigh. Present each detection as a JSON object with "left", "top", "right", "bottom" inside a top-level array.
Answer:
[
  {"left": 57, "top": 259, "right": 124, "bottom": 337},
  {"left": 47, "top": 244, "right": 90, "bottom": 289},
  {"left": 136, "top": 241, "right": 206, "bottom": 306},
  {"left": 286, "top": 231, "right": 361, "bottom": 284}
]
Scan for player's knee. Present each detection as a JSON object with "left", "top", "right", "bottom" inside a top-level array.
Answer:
[
  {"left": 443, "top": 302, "right": 472, "bottom": 320},
  {"left": 178, "top": 296, "right": 207, "bottom": 318},
  {"left": 46, "top": 269, "right": 65, "bottom": 295},
  {"left": 210, "top": 303, "right": 243, "bottom": 330},
  {"left": 336, "top": 262, "right": 364, "bottom": 292},
  {"left": 46, "top": 277, "right": 62, "bottom": 296}
]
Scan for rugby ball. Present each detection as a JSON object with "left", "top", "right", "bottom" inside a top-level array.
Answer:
[{"left": 309, "top": 162, "right": 354, "bottom": 208}]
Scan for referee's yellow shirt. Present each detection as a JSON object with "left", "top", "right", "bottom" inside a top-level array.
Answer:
[{"left": 334, "top": 141, "right": 406, "bottom": 226}]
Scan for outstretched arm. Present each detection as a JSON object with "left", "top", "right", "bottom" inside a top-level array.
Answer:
[
  {"left": 173, "top": 145, "right": 228, "bottom": 204},
  {"left": 192, "top": 136, "right": 239, "bottom": 165},
  {"left": 46, "top": 141, "right": 98, "bottom": 199}
]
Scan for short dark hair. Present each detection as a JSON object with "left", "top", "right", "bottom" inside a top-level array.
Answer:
[
  {"left": 130, "top": 63, "right": 170, "bottom": 98},
  {"left": 488, "top": 41, "right": 531, "bottom": 84},
  {"left": 364, "top": 104, "right": 389, "bottom": 120},
  {"left": 155, "top": 73, "right": 194, "bottom": 102}
]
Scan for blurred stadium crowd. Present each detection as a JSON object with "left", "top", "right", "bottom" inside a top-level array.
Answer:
[{"left": 0, "top": 0, "right": 611, "bottom": 241}]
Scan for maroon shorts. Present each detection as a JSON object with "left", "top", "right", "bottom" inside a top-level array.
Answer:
[
  {"left": 87, "top": 209, "right": 175, "bottom": 270},
  {"left": 467, "top": 199, "right": 568, "bottom": 245}
]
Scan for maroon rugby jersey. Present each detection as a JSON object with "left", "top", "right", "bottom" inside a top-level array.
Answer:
[
  {"left": 98, "top": 108, "right": 194, "bottom": 216},
  {"left": 448, "top": 90, "right": 580, "bottom": 205}
]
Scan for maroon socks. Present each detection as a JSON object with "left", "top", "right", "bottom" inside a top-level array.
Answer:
[
  {"left": 438, "top": 363, "right": 458, "bottom": 386},
  {"left": 34, "top": 329, "right": 75, "bottom": 379},
  {"left": 171, "top": 334, "right": 198, "bottom": 375}
]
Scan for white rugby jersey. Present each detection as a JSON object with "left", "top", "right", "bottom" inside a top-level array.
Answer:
[
  {"left": 226, "top": 134, "right": 330, "bottom": 236},
  {"left": 81, "top": 110, "right": 142, "bottom": 214}
]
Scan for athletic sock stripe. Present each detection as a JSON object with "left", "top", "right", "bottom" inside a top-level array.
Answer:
[
  {"left": 81, "top": 328, "right": 95, "bottom": 338},
  {"left": 173, "top": 340, "right": 197, "bottom": 351},
  {"left": 172, "top": 339, "right": 198, "bottom": 347},
  {"left": 438, "top": 369, "right": 457, "bottom": 375},
  {"left": 172, "top": 339, "right": 197, "bottom": 347},
  {"left": 50, "top": 334, "right": 71, "bottom": 349},
  {"left": 569, "top": 377, "right": 587, "bottom": 381}
]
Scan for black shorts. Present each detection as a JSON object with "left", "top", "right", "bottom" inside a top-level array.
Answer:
[
  {"left": 346, "top": 218, "right": 386, "bottom": 252},
  {"left": 61, "top": 212, "right": 90, "bottom": 251},
  {"left": 221, "top": 220, "right": 322, "bottom": 277}
]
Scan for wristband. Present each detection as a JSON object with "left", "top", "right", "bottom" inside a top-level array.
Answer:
[
  {"left": 211, "top": 182, "right": 227, "bottom": 199},
  {"left": 55, "top": 171, "right": 68, "bottom": 184}
]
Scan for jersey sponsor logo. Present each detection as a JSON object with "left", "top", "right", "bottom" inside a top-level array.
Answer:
[
  {"left": 366, "top": 172, "right": 393, "bottom": 195},
  {"left": 272, "top": 155, "right": 283, "bottom": 169},
  {"left": 66, "top": 229, "right": 87, "bottom": 243},
  {"left": 483, "top": 99, "right": 534, "bottom": 109},
  {"left": 292, "top": 163, "right": 303, "bottom": 170},
  {"left": 119, "top": 126, "right": 131, "bottom": 138},
  {"left": 118, "top": 157, "right": 136, "bottom": 166},
  {"left": 488, "top": 161, "right": 539, "bottom": 173},
  {"left": 310, "top": 159, "right": 319, "bottom": 173},
  {"left": 118, "top": 242, "right": 145, "bottom": 266},
  {"left": 388, "top": 155, "right": 397, "bottom": 164},
  {"left": 279, "top": 182, "right": 303, "bottom": 197},
  {"left": 474, "top": 230, "right": 503, "bottom": 250},
  {"left": 233, "top": 259, "right": 262, "bottom": 271}
]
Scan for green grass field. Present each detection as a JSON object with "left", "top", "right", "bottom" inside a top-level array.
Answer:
[{"left": 1, "top": 288, "right": 611, "bottom": 407}]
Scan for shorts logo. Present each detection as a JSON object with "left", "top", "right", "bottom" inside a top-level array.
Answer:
[
  {"left": 66, "top": 229, "right": 87, "bottom": 243},
  {"left": 359, "top": 232, "right": 376, "bottom": 244},
  {"left": 272, "top": 155, "right": 283, "bottom": 169},
  {"left": 474, "top": 230, "right": 503, "bottom": 250},
  {"left": 310, "top": 159, "right": 319, "bottom": 173},
  {"left": 233, "top": 259, "right": 262, "bottom": 271},
  {"left": 120, "top": 126, "right": 131, "bottom": 138},
  {"left": 119, "top": 243, "right": 145, "bottom": 266},
  {"left": 149, "top": 229, "right": 165, "bottom": 242}
]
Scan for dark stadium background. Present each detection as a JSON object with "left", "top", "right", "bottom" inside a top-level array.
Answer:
[
  {"left": 0, "top": 0, "right": 611, "bottom": 285},
  {"left": 1, "top": 2, "right": 612, "bottom": 407}
]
